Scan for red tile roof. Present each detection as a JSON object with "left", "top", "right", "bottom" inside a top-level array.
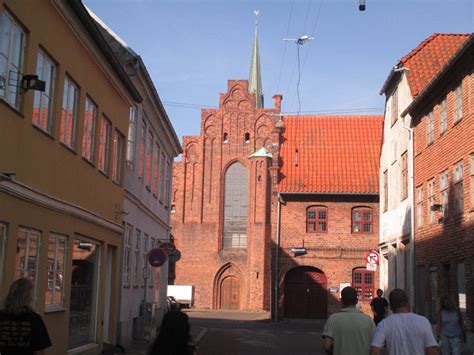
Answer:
[
  {"left": 278, "top": 115, "right": 383, "bottom": 194},
  {"left": 400, "top": 33, "right": 469, "bottom": 98}
]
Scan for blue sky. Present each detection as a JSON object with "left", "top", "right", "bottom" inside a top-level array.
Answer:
[{"left": 84, "top": 0, "right": 473, "bottom": 141}]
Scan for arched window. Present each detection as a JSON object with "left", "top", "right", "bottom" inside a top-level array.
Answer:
[
  {"left": 244, "top": 132, "right": 250, "bottom": 143},
  {"left": 352, "top": 207, "right": 373, "bottom": 234},
  {"left": 352, "top": 267, "right": 374, "bottom": 300},
  {"left": 223, "top": 162, "right": 248, "bottom": 249},
  {"left": 223, "top": 132, "right": 228, "bottom": 143},
  {"left": 307, "top": 206, "right": 328, "bottom": 233}
]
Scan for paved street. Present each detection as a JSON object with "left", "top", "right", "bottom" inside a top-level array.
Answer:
[{"left": 187, "top": 310, "right": 326, "bottom": 355}]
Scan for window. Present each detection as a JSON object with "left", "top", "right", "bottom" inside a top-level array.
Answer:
[
  {"left": 142, "top": 234, "right": 148, "bottom": 286},
  {"left": 159, "top": 152, "right": 166, "bottom": 201},
  {"left": 244, "top": 132, "right": 250, "bottom": 143},
  {"left": 98, "top": 117, "right": 111, "bottom": 174},
  {"left": 427, "top": 111, "right": 434, "bottom": 145},
  {"left": 352, "top": 208, "right": 373, "bottom": 234},
  {"left": 471, "top": 155, "right": 474, "bottom": 207},
  {"left": 454, "top": 161, "right": 464, "bottom": 213},
  {"left": 439, "top": 98, "right": 447, "bottom": 134},
  {"left": 81, "top": 98, "right": 97, "bottom": 162},
  {"left": 306, "top": 206, "right": 328, "bottom": 233},
  {"left": 112, "top": 131, "right": 124, "bottom": 183},
  {"left": 32, "top": 51, "right": 55, "bottom": 133},
  {"left": 165, "top": 160, "right": 171, "bottom": 207},
  {"left": 16, "top": 228, "right": 40, "bottom": 289},
  {"left": 417, "top": 186, "right": 423, "bottom": 228},
  {"left": 401, "top": 152, "right": 408, "bottom": 200},
  {"left": 45, "top": 234, "right": 66, "bottom": 310},
  {"left": 428, "top": 179, "right": 435, "bottom": 223},
  {"left": 145, "top": 131, "right": 153, "bottom": 189},
  {"left": 60, "top": 77, "right": 78, "bottom": 148},
  {"left": 391, "top": 88, "right": 398, "bottom": 125},
  {"left": 453, "top": 83, "right": 463, "bottom": 123},
  {"left": 440, "top": 171, "right": 449, "bottom": 217},
  {"left": 123, "top": 224, "right": 132, "bottom": 286},
  {"left": 383, "top": 170, "right": 388, "bottom": 212},
  {"left": 223, "top": 132, "right": 228, "bottom": 143},
  {"left": 152, "top": 144, "right": 159, "bottom": 195},
  {"left": 0, "top": 11, "right": 24, "bottom": 108},
  {"left": 0, "top": 223, "right": 7, "bottom": 285},
  {"left": 149, "top": 237, "right": 155, "bottom": 287},
  {"left": 134, "top": 229, "right": 141, "bottom": 285},
  {"left": 352, "top": 268, "right": 374, "bottom": 300},
  {"left": 126, "top": 106, "right": 137, "bottom": 168},
  {"left": 223, "top": 162, "right": 248, "bottom": 249},
  {"left": 138, "top": 121, "right": 146, "bottom": 179}
]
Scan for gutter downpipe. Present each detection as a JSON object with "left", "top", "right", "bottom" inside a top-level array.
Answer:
[
  {"left": 274, "top": 192, "right": 282, "bottom": 322},
  {"left": 402, "top": 120, "right": 416, "bottom": 310}
]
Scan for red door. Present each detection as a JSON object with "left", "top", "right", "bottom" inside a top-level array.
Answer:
[
  {"left": 220, "top": 276, "right": 240, "bottom": 310},
  {"left": 284, "top": 267, "right": 327, "bottom": 319}
]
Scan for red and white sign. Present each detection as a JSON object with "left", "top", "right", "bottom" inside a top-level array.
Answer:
[{"left": 366, "top": 251, "right": 380, "bottom": 265}]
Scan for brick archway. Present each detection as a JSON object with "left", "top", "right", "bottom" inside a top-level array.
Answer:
[
  {"left": 283, "top": 266, "right": 328, "bottom": 319},
  {"left": 213, "top": 263, "right": 242, "bottom": 310}
]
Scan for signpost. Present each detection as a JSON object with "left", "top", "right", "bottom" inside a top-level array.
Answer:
[
  {"left": 366, "top": 251, "right": 380, "bottom": 271},
  {"left": 168, "top": 250, "right": 182, "bottom": 263},
  {"left": 147, "top": 248, "right": 168, "bottom": 268},
  {"left": 159, "top": 242, "right": 176, "bottom": 256}
]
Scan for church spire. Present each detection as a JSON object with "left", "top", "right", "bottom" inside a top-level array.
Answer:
[{"left": 248, "top": 10, "right": 264, "bottom": 108}]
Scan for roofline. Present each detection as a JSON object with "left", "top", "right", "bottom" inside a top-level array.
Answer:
[
  {"left": 379, "top": 66, "right": 398, "bottom": 95},
  {"left": 401, "top": 33, "right": 474, "bottom": 118},
  {"left": 278, "top": 191, "right": 379, "bottom": 196},
  {"left": 66, "top": 0, "right": 142, "bottom": 103}
]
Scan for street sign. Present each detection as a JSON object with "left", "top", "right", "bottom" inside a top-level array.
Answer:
[
  {"left": 168, "top": 250, "right": 182, "bottom": 263},
  {"left": 366, "top": 263, "right": 377, "bottom": 271},
  {"left": 147, "top": 248, "right": 168, "bottom": 268},
  {"left": 159, "top": 242, "right": 176, "bottom": 256},
  {"left": 366, "top": 251, "right": 380, "bottom": 265}
]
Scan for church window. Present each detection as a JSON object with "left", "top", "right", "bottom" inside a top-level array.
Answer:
[
  {"left": 223, "top": 132, "right": 228, "bottom": 143},
  {"left": 244, "top": 132, "right": 250, "bottom": 143},
  {"left": 223, "top": 162, "right": 248, "bottom": 249}
]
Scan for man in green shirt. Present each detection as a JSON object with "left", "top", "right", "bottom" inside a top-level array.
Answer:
[{"left": 322, "top": 286, "right": 376, "bottom": 355}]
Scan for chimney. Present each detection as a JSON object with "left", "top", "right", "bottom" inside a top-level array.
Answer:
[{"left": 273, "top": 94, "right": 283, "bottom": 111}]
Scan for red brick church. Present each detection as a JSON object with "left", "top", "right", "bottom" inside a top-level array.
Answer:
[{"left": 170, "top": 25, "right": 383, "bottom": 318}]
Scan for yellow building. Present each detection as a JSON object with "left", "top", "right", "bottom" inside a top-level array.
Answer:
[{"left": 0, "top": 0, "right": 141, "bottom": 353}]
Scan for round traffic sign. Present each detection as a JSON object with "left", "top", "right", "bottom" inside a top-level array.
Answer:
[
  {"left": 168, "top": 250, "right": 181, "bottom": 263},
  {"left": 147, "top": 248, "right": 168, "bottom": 268},
  {"left": 159, "top": 242, "right": 176, "bottom": 256},
  {"left": 366, "top": 251, "right": 380, "bottom": 265}
]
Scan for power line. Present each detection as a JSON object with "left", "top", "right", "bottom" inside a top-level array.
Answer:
[{"left": 276, "top": 0, "right": 295, "bottom": 92}]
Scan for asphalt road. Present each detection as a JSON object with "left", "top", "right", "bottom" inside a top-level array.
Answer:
[{"left": 187, "top": 310, "right": 327, "bottom": 355}]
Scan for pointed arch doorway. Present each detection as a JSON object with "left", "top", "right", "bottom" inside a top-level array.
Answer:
[
  {"left": 284, "top": 266, "right": 328, "bottom": 319},
  {"left": 214, "top": 263, "right": 242, "bottom": 310}
]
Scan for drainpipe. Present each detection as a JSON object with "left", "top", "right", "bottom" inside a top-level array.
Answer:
[
  {"left": 274, "top": 192, "right": 282, "bottom": 322},
  {"left": 402, "top": 121, "right": 416, "bottom": 309}
]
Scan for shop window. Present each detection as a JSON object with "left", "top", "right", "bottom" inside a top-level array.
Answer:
[
  {"left": 45, "top": 234, "right": 66, "bottom": 310},
  {"left": 352, "top": 268, "right": 374, "bottom": 300},
  {"left": 307, "top": 206, "right": 328, "bottom": 233},
  {"left": 352, "top": 207, "right": 373, "bottom": 234}
]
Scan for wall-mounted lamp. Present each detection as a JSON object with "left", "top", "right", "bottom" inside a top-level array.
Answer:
[
  {"left": 21, "top": 75, "right": 46, "bottom": 93},
  {"left": 431, "top": 204, "right": 443, "bottom": 212}
]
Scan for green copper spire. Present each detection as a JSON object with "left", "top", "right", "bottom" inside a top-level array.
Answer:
[{"left": 248, "top": 11, "right": 264, "bottom": 108}]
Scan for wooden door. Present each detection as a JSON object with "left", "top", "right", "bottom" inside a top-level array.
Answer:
[
  {"left": 284, "top": 267, "right": 327, "bottom": 319},
  {"left": 220, "top": 276, "right": 240, "bottom": 310}
]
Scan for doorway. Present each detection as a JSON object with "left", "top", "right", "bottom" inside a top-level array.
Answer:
[
  {"left": 284, "top": 266, "right": 327, "bottom": 319},
  {"left": 220, "top": 276, "right": 240, "bottom": 310}
]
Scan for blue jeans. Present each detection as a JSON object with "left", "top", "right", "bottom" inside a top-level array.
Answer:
[{"left": 440, "top": 334, "right": 462, "bottom": 355}]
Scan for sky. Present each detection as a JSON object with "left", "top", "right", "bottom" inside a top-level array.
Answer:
[{"left": 83, "top": 0, "right": 473, "bottom": 142}]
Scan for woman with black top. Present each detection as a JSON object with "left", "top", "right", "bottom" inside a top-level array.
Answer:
[{"left": 0, "top": 278, "right": 52, "bottom": 355}]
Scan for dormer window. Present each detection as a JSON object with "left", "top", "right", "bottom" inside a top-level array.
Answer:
[
  {"left": 244, "top": 132, "right": 250, "bottom": 144},
  {"left": 223, "top": 132, "right": 228, "bottom": 143}
]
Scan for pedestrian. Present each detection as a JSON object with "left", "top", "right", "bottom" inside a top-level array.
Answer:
[
  {"left": 370, "top": 289, "right": 389, "bottom": 325},
  {"left": 0, "top": 277, "right": 52, "bottom": 355},
  {"left": 322, "top": 286, "right": 375, "bottom": 355},
  {"left": 149, "top": 310, "right": 196, "bottom": 355},
  {"left": 370, "top": 288, "right": 438, "bottom": 355},
  {"left": 435, "top": 294, "right": 467, "bottom": 355}
]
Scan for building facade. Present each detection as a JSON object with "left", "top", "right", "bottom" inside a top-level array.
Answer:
[
  {"left": 405, "top": 35, "right": 473, "bottom": 326},
  {"left": 0, "top": 0, "right": 141, "bottom": 353},
  {"left": 171, "top": 26, "right": 383, "bottom": 318},
  {"left": 90, "top": 13, "right": 182, "bottom": 346}
]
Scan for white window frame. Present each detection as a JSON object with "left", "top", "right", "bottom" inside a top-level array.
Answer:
[
  {"left": 134, "top": 229, "right": 141, "bottom": 286},
  {"left": 142, "top": 234, "right": 148, "bottom": 287},
  {"left": 145, "top": 131, "right": 153, "bottom": 189},
  {"left": 0, "top": 11, "right": 25, "bottom": 108},
  {"left": 138, "top": 120, "right": 146, "bottom": 180},
  {"left": 427, "top": 111, "right": 434, "bottom": 145},
  {"left": 149, "top": 237, "right": 155, "bottom": 287},
  {"left": 126, "top": 106, "right": 137, "bottom": 168},
  {"left": 98, "top": 116, "right": 111, "bottom": 174},
  {"left": 416, "top": 186, "right": 423, "bottom": 228},
  {"left": 33, "top": 51, "right": 55, "bottom": 133},
  {"left": 453, "top": 83, "right": 463, "bottom": 123},
  {"left": 16, "top": 228, "right": 40, "bottom": 295},
  {"left": 454, "top": 161, "right": 464, "bottom": 213},
  {"left": 45, "top": 234, "right": 67, "bottom": 311},
  {"left": 112, "top": 130, "right": 124, "bottom": 184},
  {"left": 439, "top": 98, "right": 447, "bottom": 134},
  {"left": 123, "top": 224, "right": 133, "bottom": 287},
  {"left": 81, "top": 97, "right": 97, "bottom": 162},
  {"left": 60, "top": 77, "right": 78, "bottom": 148},
  {"left": 428, "top": 179, "right": 435, "bottom": 224},
  {"left": 152, "top": 143, "right": 159, "bottom": 196},
  {"left": 440, "top": 171, "right": 449, "bottom": 217}
]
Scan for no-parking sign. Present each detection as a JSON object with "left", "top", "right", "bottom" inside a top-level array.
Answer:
[{"left": 147, "top": 248, "right": 168, "bottom": 268}]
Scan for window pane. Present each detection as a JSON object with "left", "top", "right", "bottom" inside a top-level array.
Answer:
[
  {"left": 363, "top": 212, "right": 371, "bottom": 220},
  {"left": 319, "top": 222, "right": 327, "bottom": 231},
  {"left": 353, "top": 212, "right": 361, "bottom": 221},
  {"left": 354, "top": 273, "right": 362, "bottom": 284},
  {"left": 365, "top": 272, "right": 373, "bottom": 284},
  {"left": 319, "top": 210, "right": 327, "bottom": 220},
  {"left": 353, "top": 223, "right": 360, "bottom": 232},
  {"left": 364, "top": 224, "right": 372, "bottom": 233},
  {"left": 0, "top": 14, "right": 11, "bottom": 56},
  {"left": 308, "top": 211, "right": 316, "bottom": 219}
]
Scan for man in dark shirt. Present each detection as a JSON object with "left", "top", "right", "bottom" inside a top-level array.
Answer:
[
  {"left": 0, "top": 311, "right": 52, "bottom": 355},
  {"left": 370, "top": 289, "right": 389, "bottom": 325}
]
